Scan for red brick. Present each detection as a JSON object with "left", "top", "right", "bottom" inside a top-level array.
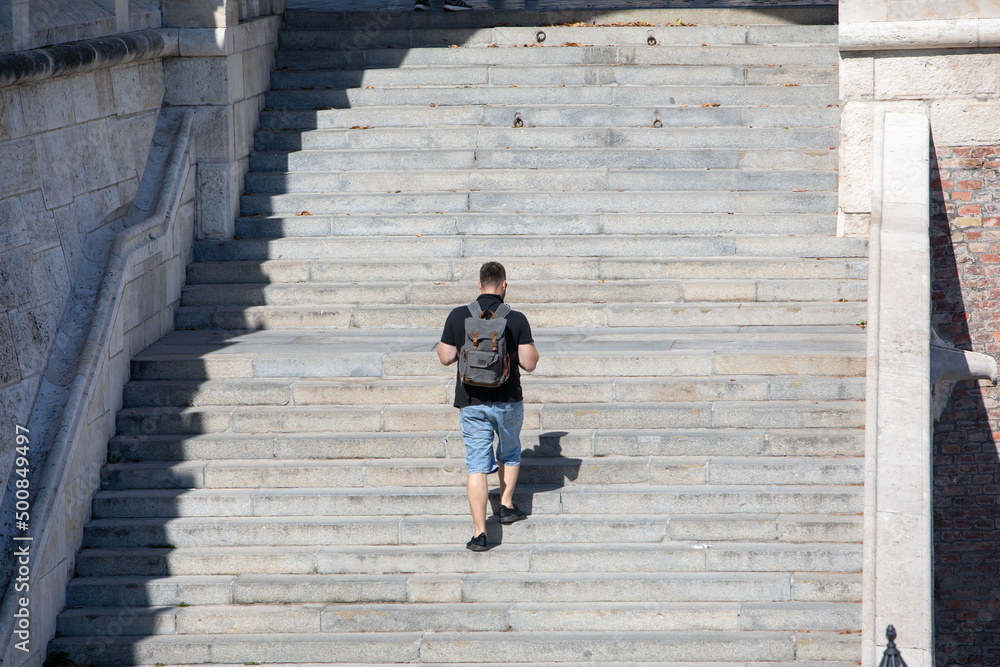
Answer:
[
  {"left": 952, "top": 191, "right": 974, "bottom": 202},
  {"left": 959, "top": 205, "right": 983, "bottom": 216},
  {"left": 959, "top": 180, "right": 984, "bottom": 190}
]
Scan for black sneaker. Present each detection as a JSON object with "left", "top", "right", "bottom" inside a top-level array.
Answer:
[
  {"left": 498, "top": 503, "right": 527, "bottom": 524},
  {"left": 414, "top": 0, "right": 430, "bottom": 10},
  {"left": 466, "top": 532, "right": 488, "bottom": 551},
  {"left": 444, "top": 0, "right": 473, "bottom": 10}
]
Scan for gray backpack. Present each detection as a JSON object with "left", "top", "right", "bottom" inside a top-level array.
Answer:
[{"left": 459, "top": 301, "right": 512, "bottom": 387}]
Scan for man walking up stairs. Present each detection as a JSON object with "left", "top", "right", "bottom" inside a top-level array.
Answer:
[{"left": 48, "top": 6, "right": 865, "bottom": 666}]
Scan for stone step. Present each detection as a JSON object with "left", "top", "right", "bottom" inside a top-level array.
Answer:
[
  {"left": 63, "top": 570, "right": 858, "bottom": 607},
  {"left": 121, "top": 375, "right": 865, "bottom": 407},
  {"left": 178, "top": 278, "right": 865, "bottom": 308},
  {"left": 73, "top": 542, "right": 861, "bottom": 578},
  {"left": 98, "top": 452, "right": 864, "bottom": 489},
  {"left": 274, "top": 44, "right": 839, "bottom": 71},
  {"left": 231, "top": 213, "right": 840, "bottom": 239},
  {"left": 187, "top": 256, "right": 864, "bottom": 284},
  {"left": 106, "top": 428, "right": 865, "bottom": 463},
  {"left": 242, "top": 168, "right": 838, "bottom": 195},
  {"left": 57, "top": 599, "right": 858, "bottom": 635},
  {"left": 278, "top": 25, "right": 836, "bottom": 50},
  {"left": 258, "top": 105, "right": 839, "bottom": 131},
  {"left": 48, "top": 629, "right": 856, "bottom": 666},
  {"left": 194, "top": 236, "right": 863, "bottom": 262},
  {"left": 175, "top": 301, "right": 866, "bottom": 330},
  {"left": 269, "top": 64, "right": 836, "bottom": 91},
  {"left": 237, "top": 190, "right": 837, "bottom": 216},
  {"left": 247, "top": 147, "right": 837, "bottom": 172},
  {"left": 77, "top": 542, "right": 862, "bottom": 577},
  {"left": 114, "top": 400, "right": 865, "bottom": 436},
  {"left": 81, "top": 514, "right": 861, "bottom": 548},
  {"left": 90, "top": 484, "right": 861, "bottom": 518},
  {"left": 128, "top": 327, "right": 865, "bottom": 379},
  {"left": 263, "top": 84, "right": 836, "bottom": 111},
  {"left": 281, "top": 7, "right": 838, "bottom": 30},
  {"left": 129, "top": 352, "right": 866, "bottom": 382}
]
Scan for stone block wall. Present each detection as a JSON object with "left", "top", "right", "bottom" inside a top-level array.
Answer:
[
  {"left": 163, "top": 11, "right": 284, "bottom": 238},
  {"left": 0, "top": 56, "right": 164, "bottom": 486},
  {"left": 930, "top": 144, "right": 1000, "bottom": 667}
]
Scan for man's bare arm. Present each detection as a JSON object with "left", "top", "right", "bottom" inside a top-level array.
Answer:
[
  {"left": 518, "top": 343, "right": 539, "bottom": 372},
  {"left": 438, "top": 342, "right": 459, "bottom": 366}
]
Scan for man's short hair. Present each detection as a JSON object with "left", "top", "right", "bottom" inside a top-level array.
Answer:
[{"left": 479, "top": 262, "right": 506, "bottom": 289}]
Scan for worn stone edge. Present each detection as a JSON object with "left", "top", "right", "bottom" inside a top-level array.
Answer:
[
  {"left": 0, "top": 107, "right": 195, "bottom": 667},
  {"left": 841, "top": 18, "right": 1000, "bottom": 51},
  {"left": 0, "top": 28, "right": 180, "bottom": 88}
]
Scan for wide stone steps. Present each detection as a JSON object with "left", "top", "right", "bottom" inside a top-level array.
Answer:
[
  {"left": 98, "top": 455, "right": 864, "bottom": 489},
  {"left": 258, "top": 105, "right": 839, "bottom": 130},
  {"left": 242, "top": 168, "right": 837, "bottom": 195},
  {"left": 81, "top": 513, "right": 861, "bottom": 549},
  {"left": 265, "top": 84, "right": 835, "bottom": 110},
  {"left": 269, "top": 63, "right": 837, "bottom": 90},
  {"left": 49, "top": 630, "right": 856, "bottom": 666},
  {"left": 278, "top": 6, "right": 836, "bottom": 29},
  {"left": 115, "top": 400, "right": 865, "bottom": 436},
  {"left": 89, "top": 484, "right": 861, "bottom": 518},
  {"left": 196, "top": 235, "right": 862, "bottom": 261},
  {"left": 275, "top": 44, "right": 840, "bottom": 70},
  {"left": 187, "top": 256, "right": 862, "bottom": 283},
  {"left": 57, "top": 600, "right": 859, "bottom": 634},
  {"left": 122, "top": 375, "right": 864, "bottom": 406},
  {"left": 278, "top": 24, "right": 836, "bottom": 49},
  {"left": 107, "top": 428, "right": 864, "bottom": 462},
  {"left": 63, "top": 570, "right": 859, "bottom": 606},
  {"left": 249, "top": 147, "right": 836, "bottom": 171},
  {"left": 256, "top": 126, "right": 838, "bottom": 151},
  {"left": 175, "top": 301, "right": 865, "bottom": 329},
  {"left": 237, "top": 189, "right": 837, "bottom": 216},
  {"left": 50, "top": 9, "right": 863, "bottom": 666},
  {"left": 179, "top": 278, "right": 863, "bottom": 308}
]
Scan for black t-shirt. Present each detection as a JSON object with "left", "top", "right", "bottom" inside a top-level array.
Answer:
[{"left": 440, "top": 293, "right": 534, "bottom": 408}]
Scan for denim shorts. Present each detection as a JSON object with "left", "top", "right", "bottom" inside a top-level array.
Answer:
[{"left": 459, "top": 401, "right": 524, "bottom": 474}]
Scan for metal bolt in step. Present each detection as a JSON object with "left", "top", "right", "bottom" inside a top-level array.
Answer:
[
  {"left": 653, "top": 115, "right": 662, "bottom": 128},
  {"left": 513, "top": 112, "right": 523, "bottom": 128},
  {"left": 647, "top": 31, "right": 658, "bottom": 46},
  {"left": 535, "top": 30, "right": 546, "bottom": 43}
]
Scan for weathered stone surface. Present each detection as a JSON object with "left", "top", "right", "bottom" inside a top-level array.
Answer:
[{"left": 875, "top": 52, "right": 1000, "bottom": 100}]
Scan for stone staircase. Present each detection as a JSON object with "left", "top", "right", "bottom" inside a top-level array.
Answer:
[{"left": 49, "top": 9, "right": 867, "bottom": 666}]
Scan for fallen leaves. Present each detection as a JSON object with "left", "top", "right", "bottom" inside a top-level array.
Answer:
[
  {"left": 350, "top": 125, "right": 373, "bottom": 130},
  {"left": 296, "top": 211, "right": 312, "bottom": 216},
  {"left": 700, "top": 103, "right": 721, "bottom": 107}
]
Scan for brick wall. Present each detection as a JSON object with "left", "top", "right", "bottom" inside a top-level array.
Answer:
[{"left": 931, "top": 145, "right": 1000, "bottom": 666}]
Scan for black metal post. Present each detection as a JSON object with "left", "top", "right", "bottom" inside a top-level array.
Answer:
[{"left": 878, "top": 625, "right": 909, "bottom": 667}]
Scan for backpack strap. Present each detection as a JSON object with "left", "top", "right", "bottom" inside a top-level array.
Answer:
[
  {"left": 468, "top": 301, "right": 483, "bottom": 318},
  {"left": 493, "top": 304, "right": 512, "bottom": 320}
]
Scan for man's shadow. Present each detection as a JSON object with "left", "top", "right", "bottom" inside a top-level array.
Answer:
[{"left": 483, "top": 431, "right": 581, "bottom": 545}]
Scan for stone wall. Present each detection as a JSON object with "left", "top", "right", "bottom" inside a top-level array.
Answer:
[
  {"left": 930, "top": 144, "right": 1000, "bottom": 667},
  {"left": 0, "top": 53, "right": 165, "bottom": 489}
]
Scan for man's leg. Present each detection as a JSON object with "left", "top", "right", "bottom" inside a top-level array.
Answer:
[
  {"left": 460, "top": 405, "right": 497, "bottom": 539},
  {"left": 467, "top": 472, "right": 489, "bottom": 537},
  {"left": 495, "top": 402, "right": 526, "bottom": 521},
  {"left": 497, "top": 464, "right": 520, "bottom": 509}
]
